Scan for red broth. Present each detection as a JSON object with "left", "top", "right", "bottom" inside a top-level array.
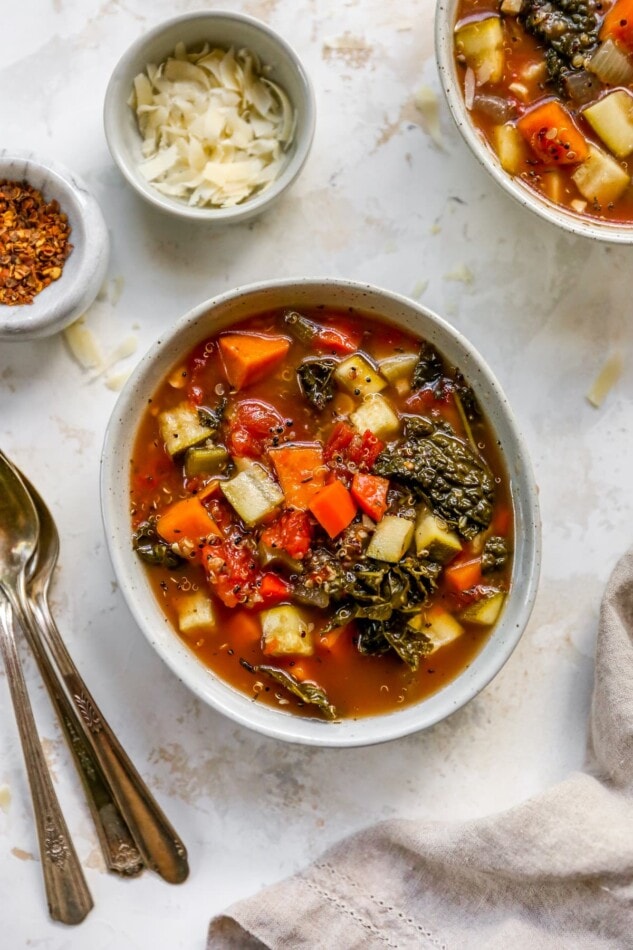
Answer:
[
  {"left": 130, "top": 308, "right": 513, "bottom": 720},
  {"left": 453, "top": 0, "right": 633, "bottom": 223}
]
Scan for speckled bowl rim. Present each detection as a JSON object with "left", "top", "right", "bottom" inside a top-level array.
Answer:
[
  {"left": 0, "top": 149, "right": 109, "bottom": 340},
  {"left": 100, "top": 277, "right": 541, "bottom": 747},
  {"left": 435, "top": 0, "right": 633, "bottom": 244},
  {"left": 103, "top": 11, "right": 316, "bottom": 224}
]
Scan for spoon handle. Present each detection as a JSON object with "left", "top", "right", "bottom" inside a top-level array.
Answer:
[
  {"left": 17, "top": 595, "right": 144, "bottom": 878},
  {"left": 32, "top": 592, "right": 189, "bottom": 885},
  {"left": 0, "top": 595, "right": 93, "bottom": 925}
]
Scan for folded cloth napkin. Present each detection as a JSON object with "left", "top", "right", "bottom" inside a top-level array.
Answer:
[{"left": 208, "top": 550, "right": 633, "bottom": 949}]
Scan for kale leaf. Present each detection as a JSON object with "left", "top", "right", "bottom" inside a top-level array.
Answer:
[
  {"left": 132, "top": 519, "right": 183, "bottom": 569},
  {"left": 482, "top": 535, "right": 509, "bottom": 573},
  {"left": 412, "top": 343, "right": 445, "bottom": 390},
  {"left": 520, "top": 0, "right": 600, "bottom": 87},
  {"left": 197, "top": 398, "right": 227, "bottom": 432},
  {"left": 373, "top": 417, "right": 494, "bottom": 539},
  {"left": 358, "top": 617, "right": 433, "bottom": 671},
  {"left": 297, "top": 358, "right": 337, "bottom": 411},
  {"left": 240, "top": 659, "right": 337, "bottom": 720}
]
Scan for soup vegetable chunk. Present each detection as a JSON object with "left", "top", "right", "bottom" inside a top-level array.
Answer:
[
  {"left": 130, "top": 309, "right": 513, "bottom": 721},
  {"left": 454, "top": 0, "right": 633, "bottom": 220}
]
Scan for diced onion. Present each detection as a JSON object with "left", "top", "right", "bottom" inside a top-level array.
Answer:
[
  {"left": 128, "top": 45, "right": 296, "bottom": 209},
  {"left": 588, "top": 39, "right": 633, "bottom": 86},
  {"left": 464, "top": 68, "right": 476, "bottom": 111}
]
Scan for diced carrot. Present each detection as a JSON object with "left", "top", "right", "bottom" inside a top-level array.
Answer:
[
  {"left": 491, "top": 505, "right": 511, "bottom": 536},
  {"left": 197, "top": 480, "right": 221, "bottom": 501},
  {"left": 351, "top": 473, "right": 390, "bottom": 522},
  {"left": 318, "top": 623, "right": 354, "bottom": 656},
  {"left": 444, "top": 557, "right": 482, "bottom": 593},
  {"left": 218, "top": 333, "right": 290, "bottom": 390},
  {"left": 269, "top": 444, "right": 327, "bottom": 509},
  {"left": 601, "top": 0, "right": 633, "bottom": 48},
  {"left": 309, "top": 479, "right": 357, "bottom": 538},
  {"left": 157, "top": 496, "right": 221, "bottom": 544},
  {"left": 259, "top": 573, "right": 291, "bottom": 606},
  {"left": 226, "top": 610, "right": 262, "bottom": 650},
  {"left": 517, "top": 101, "right": 588, "bottom": 165}
]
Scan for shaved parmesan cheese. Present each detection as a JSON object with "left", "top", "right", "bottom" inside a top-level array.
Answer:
[
  {"left": 64, "top": 319, "right": 105, "bottom": 371},
  {"left": 106, "top": 370, "right": 132, "bottom": 392},
  {"left": 129, "top": 45, "right": 296, "bottom": 209},
  {"left": 414, "top": 85, "right": 445, "bottom": 149},
  {"left": 586, "top": 353, "right": 623, "bottom": 408}
]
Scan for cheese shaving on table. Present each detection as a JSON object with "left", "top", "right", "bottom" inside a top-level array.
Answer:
[
  {"left": 586, "top": 353, "right": 623, "bottom": 408},
  {"left": 129, "top": 43, "right": 296, "bottom": 209}
]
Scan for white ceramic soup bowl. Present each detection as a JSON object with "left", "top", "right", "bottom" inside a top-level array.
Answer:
[
  {"left": 435, "top": 0, "right": 633, "bottom": 243},
  {"left": 101, "top": 278, "right": 541, "bottom": 747}
]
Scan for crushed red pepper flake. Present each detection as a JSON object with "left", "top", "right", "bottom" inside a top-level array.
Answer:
[{"left": 0, "top": 179, "right": 73, "bottom": 306}]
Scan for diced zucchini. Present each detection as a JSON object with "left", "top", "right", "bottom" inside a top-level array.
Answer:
[
  {"left": 366, "top": 515, "right": 414, "bottom": 563},
  {"left": 572, "top": 143, "right": 630, "bottom": 205},
  {"left": 584, "top": 90, "right": 633, "bottom": 158},
  {"left": 410, "top": 608, "right": 464, "bottom": 652},
  {"left": 455, "top": 16, "right": 504, "bottom": 86},
  {"left": 492, "top": 123, "right": 527, "bottom": 174},
  {"left": 261, "top": 605, "right": 314, "bottom": 657},
  {"left": 175, "top": 590, "right": 217, "bottom": 637},
  {"left": 378, "top": 353, "right": 419, "bottom": 384},
  {"left": 459, "top": 591, "right": 505, "bottom": 626},
  {"left": 158, "top": 404, "right": 210, "bottom": 457},
  {"left": 221, "top": 464, "right": 284, "bottom": 526},
  {"left": 414, "top": 510, "right": 462, "bottom": 563},
  {"left": 350, "top": 393, "right": 400, "bottom": 440},
  {"left": 334, "top": 353, "right": 387, "bottom": 396},
  {"left": 184, "top": 444, "right": 230, "bottom": 478}
]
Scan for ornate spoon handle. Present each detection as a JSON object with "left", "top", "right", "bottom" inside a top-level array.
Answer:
[
  {"left": 16, "top": 595, "right": 143, "bottom": 877},
  {"left": 0, "top": 595, "right": 93, "bottom": 925},
  {"left": 31, "top": 592, "right": 189, "bottom": 884}
]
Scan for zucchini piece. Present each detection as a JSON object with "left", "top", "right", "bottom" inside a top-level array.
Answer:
[
  {"left": 378, "top": 352, "right": 419, "bottom": 384},
  {"left": 410, "top": 607, "right": 464, "bottom": 652},
  {"left": 261, "top": 605, "right": 314, "bottom": 657},
  {"left": 572, "top": 143, "right": 630, "bottom": 205},
  {"left": 258, "top": 541, "right": 304, "bottom": 574},
  {"left": 158, "top": 404, "right": 210, "bottom": 457},
  {"left": 492, "top": 123, "right": 527, "bottom": 174},
  {"left": 221, "top": 464, "right": 284, "bottom": 526},
  {"left": 184, "top": 444, "right": 230, "bottom": 477},
  {"left": 366, "top": 515, "right": 414, "bottom": 563},
  {"left": 350, "top": 393, "right": 400, "bottom": 440},
  {"left": 175, "top": 590, "right": 217, "bottom": 637},
  {"left": 584, "top": 90, "right": 633, "bottom": 158},
  {"left": 459, "top": 591, "right": 505, "bottom": 626},
  {"left": 455, "top": 16, "right": 504, "bottom": 86},
  {"left": 414, "top": 510, "right": 462, "bottom": 563},
  {"left": 334, "top": 353, "right": 387, "bottom": 396}
]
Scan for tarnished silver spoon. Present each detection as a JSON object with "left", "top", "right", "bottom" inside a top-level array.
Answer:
[{"left": 0, "top": 458, "right": 93, "bottom": 925}]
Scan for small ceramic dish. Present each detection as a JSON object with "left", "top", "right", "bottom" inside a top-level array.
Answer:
[
  {"left": 0, "top": 151, "right": 109, "bottom": 341},
  {"left": 103, "top": 12, "right": 316, "bottom": 224},
  {"left": 101, "top": 278, "right": 541, "bottom": 748}
]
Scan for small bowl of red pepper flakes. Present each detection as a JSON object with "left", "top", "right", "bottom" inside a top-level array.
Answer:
[{"left": 0, "top": 150, "right": 109, "bottom": 341}]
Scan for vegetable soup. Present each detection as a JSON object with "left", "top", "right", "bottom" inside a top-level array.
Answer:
[
  {"left": 454, "top": 0, "right": 633, "bottom": 222},
  {"left": 130, "top": 308, "right": 513, "bottom": 721}
]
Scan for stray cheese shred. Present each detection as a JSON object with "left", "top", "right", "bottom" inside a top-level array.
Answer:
[
  {"left": 586, "top": 353, "right": 623, "bottom": 408},
  {"left": 129, "top": 43, "right": 296, "bottom": 209}
]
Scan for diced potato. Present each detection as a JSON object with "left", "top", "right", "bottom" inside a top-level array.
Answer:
[
  {"left": 584, "top": 90, "right": 633, "bottom": 158},
  {"left": 543, "top": 170, "right": 564, "bottom": 205},
  {"left": 378, "top": 353, "right": 418, "bottom": 384},
  {"left": 158, "top": 404, "right": 210, "bottom": 457},
  {"left": 221, "top": 464, "right": 284, "bottom": 526},
  {"left": 366, "top": 515, "right": 414, "bottom": 563},
  {"left": 261, "top": 605, "right": 314, "bottom": 657},
  {"left": 492, "top": 123, "right": 527, "bottom": 174},
  {"left": 175, "top": 591, "right": 217, "bottom": 637},
  {"left": 350, "top": 393, "right": 400, "bottom": 440},
  {"left": 184, "top": 444, "right": 230, "bottom": 478},
  {"left": 334, "top": 354, "right": 387, "bottom": 396},
  {"left": 414, "top": 510, "right": 462, "bottom": 563},
  {"left": 501, "top": 0, "right": 523, "bottom": 14},
  {"left": 410, "top": 607, "right": 464, "bottom": 652},
  {"left": 455, "top": 16, "right": 504, "bottom": 86},
  {"left": 459, "top": 591, "right": 505, "bottom": 626},
  {"left": 572, "top": 144, "right": 631, "bottom": 205}
]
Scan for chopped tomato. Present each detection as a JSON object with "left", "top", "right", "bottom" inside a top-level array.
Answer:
[
  {"left": 351, "top": 473, "right": 390, "bottom": 521},
  {"left": 323, "top": 422, "right": 384, "bottom": 477},
  {"left": 444, "top": 556, "right": 482, "bottom": 593},
  {"left": 260, "top": 510, "right": 313, "bottom": 559},
  {"left": 200, "top": 536, "right": 261, "bottom": 608},
  {"left": 317, "top": 324, "right": 363, "bottom": 354},
  {"left": 226, "top": 399, "right": 285, "bottom": 458},
  {"left": 258, "top": 573, "right": 292, "bottom": 606}
]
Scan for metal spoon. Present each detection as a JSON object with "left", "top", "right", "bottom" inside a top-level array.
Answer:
[
  {"left": 7, "top": 458, "right": 189, "bottom": 884},
  {"left": 0, "top": 459, "right": 93, "bottom": 925}
]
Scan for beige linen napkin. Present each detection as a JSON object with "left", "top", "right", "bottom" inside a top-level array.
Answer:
[{"left": 208, "top": 549, "right": 633, "bottom": 949}]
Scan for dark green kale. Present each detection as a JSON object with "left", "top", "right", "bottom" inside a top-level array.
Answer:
[
  {"left": 482, "top": 535, "right": 509, "bottom": 574},
  {"left": 520, "top": 0, "right": 600, "bottom": 87},
  {"left": 240, "top": 659, "right": 337, "bottom": 720},
  {"left": 412, "top": 343, "right": 445, "bottom": 390},
  {"left": 373, "top": 417, "right": 494, "bottom": 540},
  {"left": 297, "top": 358, "right": 337, "bottom": 411},
  {"left": 358, "top": 617, "right": 433, "bottom": 671},
  {"left": 197, "top": 398, "right": 227, "bottom": 432},
  {"left": 453, "top": 371, "right": 481, "bottom": 423},
  {"left": 132, "top": 519, "right": 183, "bottom": 568}
]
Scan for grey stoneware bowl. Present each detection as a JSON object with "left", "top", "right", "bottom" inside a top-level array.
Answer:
[
  {"left": 101, "top": 278, "right": 541, "bottom": 747},
  {"left": 435, "top": 0, "right": 633, "bottom": 243},
  {"left": 103, "top": 11, "right": 316, "bottom": 224},
  {"left": 0, "top": 150, "right": 109, "bottom": 341}
]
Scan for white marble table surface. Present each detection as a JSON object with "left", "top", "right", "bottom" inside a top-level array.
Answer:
[{"left": 1, "top": 1, "right": 632, "bottom": 946}]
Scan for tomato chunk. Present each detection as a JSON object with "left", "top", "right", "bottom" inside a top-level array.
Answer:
[
  {"left": 260, "top": 510, "right": 313, "bottom": 559},
  {"left": 200, "top": 537, "right": 261, "bottom": 608},
  {"left": 351, "top": 473, "right": 390, "bottom": 522},
  {"left": 324, "top": 422, "right": 385, "bottom": 477},
  {"left": 259, "top": 573, "right": 292, "bottom": 606},
  {"left": 226, "top": 399, "right": 285, "bottom": 458}
]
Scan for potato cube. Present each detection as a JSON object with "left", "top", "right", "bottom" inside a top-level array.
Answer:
[
  {"left": 176, "top": 591, "right": 217, "bottom": 637},
  {"left": 334, "top": 354, "right": 386, "bottom": 396},
  {"left": 415, "top": 510, "right": 462, "bottom": 562},
  {"left": 366, "top": 515, "right": 414, "bottom": 562},
  {"left": 261, "top": 605, "right": 314, "bottom": 657},
  {"left": 350, "top": 393, "right": 400, "bottom": 440},
  {"left": 378, "top": 352, "right": 418, "bottom": 384},
  {"left": 410, "top": 607, "right": 464, "bottom": 653}
]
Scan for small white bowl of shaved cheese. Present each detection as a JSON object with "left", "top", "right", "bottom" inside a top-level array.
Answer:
[{"left": 104, "top": 12, "right": 315, "bottom": 223}]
